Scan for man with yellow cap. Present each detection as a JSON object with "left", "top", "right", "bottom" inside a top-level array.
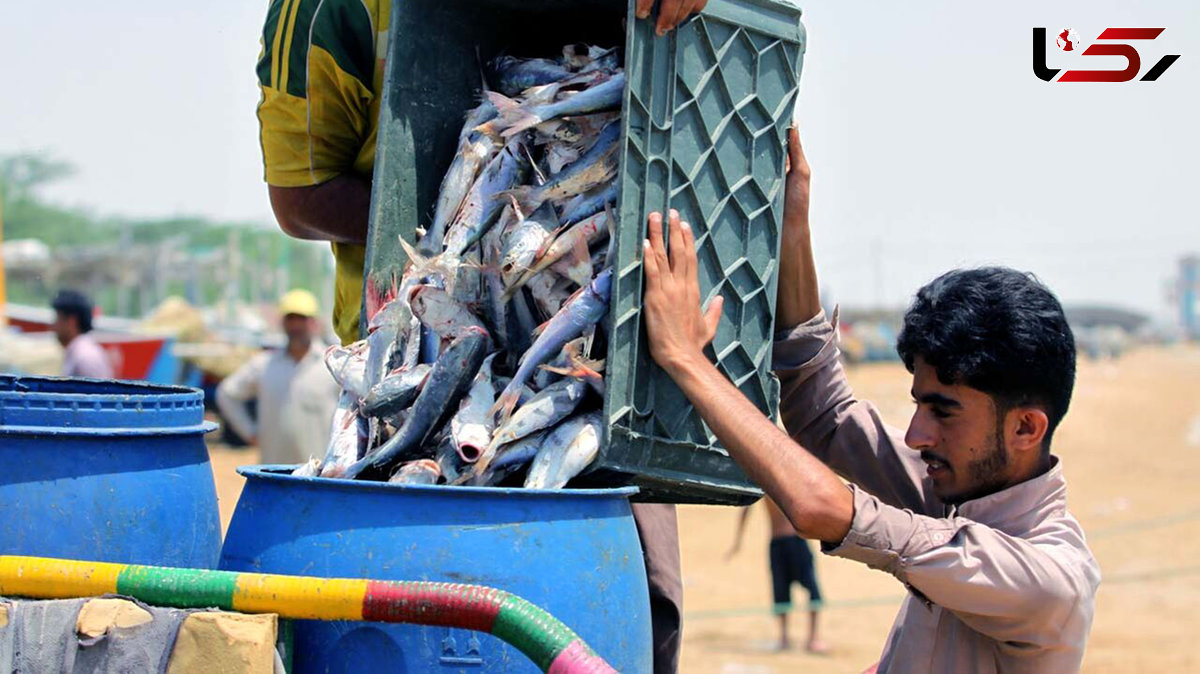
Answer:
[{"left": 217, "top": 289, "right": 340, "bottom": 466}]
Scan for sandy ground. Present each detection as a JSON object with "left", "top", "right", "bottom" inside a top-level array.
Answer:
[{"left": 207, "top": 344, "right": 1200, "bottom": 673}]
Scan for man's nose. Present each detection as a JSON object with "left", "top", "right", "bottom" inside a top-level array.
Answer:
[{"left": 905, "top": 412, "right": 936, "bottom": 451}]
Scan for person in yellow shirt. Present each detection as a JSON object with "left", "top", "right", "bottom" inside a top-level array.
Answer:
[{"left": 256, "top": 2, "right": 706, "bottom": 670}]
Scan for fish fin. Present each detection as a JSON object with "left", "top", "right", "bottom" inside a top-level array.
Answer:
[
  {"left": 531, "top": 317, "right": 552, "bottom": 338},
  {"left": 489, "top": 391, "right": 520, "bottom": 428},
  {"left": 497, "top": 185, "right": 541, "bottom": 214},
  {"left": 583, "top": 325, "right": 596, "bottom": 356},
  {"left": 562, "top": 236, "right": 592, "bottom": 287},
  {"left": 524, "top": 145, "right": 548, "bottom": 185}
]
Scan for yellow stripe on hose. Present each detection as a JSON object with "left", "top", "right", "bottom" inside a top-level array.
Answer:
[
  {"left": 233, "top": 573, "right": 367, "bottom": 620},
  {"left": 0, "top": 556, "right": 122, "bottom": 600}
]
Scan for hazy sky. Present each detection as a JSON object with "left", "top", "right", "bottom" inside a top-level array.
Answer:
[{"left": 3, "top": 0, "right": 1197, "bottom": 319}]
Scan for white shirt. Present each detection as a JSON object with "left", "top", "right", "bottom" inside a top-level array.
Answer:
[
  {"left": 216, "top": 342, "right": 339, "bottom": 465},
  {"left": 62, "top": 333, "right": 115, "bottom": 379}
]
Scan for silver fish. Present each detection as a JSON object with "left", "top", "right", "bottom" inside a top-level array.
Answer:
[
  {"left": 450, "top": 353, "right": 497, "bottom": 463},
  {"left": 324, "top": 341, "right": 370, "bottom": 400},
  {"left": 344, "top": 326, "right": 491, "bottom": 480},
  {"left": 511, "top": 208, "right": 611, "bottom": 295},
  {"left": 292, "top": 457, "right": 322, "bottom": 477},
  {"left": 560, "top": 180, "right": 618, "bottom": 224},
  {"left": 500, "top": 203, "right": 556, "bottom": 288},
  {"left": 410, "top": 284, "right": 485, "bottom": 340},
  {"left": 505, "top": 121, "right": 620, "bottom": 212},
  {"left": 483, "top": 72, "right": 625, "bottom": 139},
  {"left": 364, "top": 298, "right": 411, "bottom": 390},
  {"left": 526, "top": 270, "right": 567, "bottom": 320},
  {"left": 489, "top": 377, "right": 588, "bottom": 452},
  {"left": 426, "top": 131, "right": 497, "bottom": 255},
  {"left": 360, "top": 364, "right": 433, "bottom": 419},
  {"left": 492, "top": 56, "right": 573, "bottom": 97},
  {"left": 388, "top": 459, "right": 442, "bottom": 485},
  {"left": 468, "top": 429, "right": 549, "bottom": 487},
  {"left": 443, "top": 136, "right": 529, "bottom": 258},
  {"left": 493, "top": 268, "right": 612, "bottom": 422},
  {"left": 524, "top": 412, "right": 603, "bottom": 489},
  {"left": 318, "top": 390, "right": 363, "bottom": 478}
]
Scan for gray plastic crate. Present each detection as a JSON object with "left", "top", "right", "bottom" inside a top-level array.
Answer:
[{"left": 363, "top": 0, "right": 805, "bottom": 504}]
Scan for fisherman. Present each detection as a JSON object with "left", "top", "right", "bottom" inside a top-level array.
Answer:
[
  {"left": 255, "top": 1, "right": 707, "bottom": 670},
  {"left": 640, "top": 128, "right": 1099, "bottom": 672},
  {"left": 51, "top": 289, "right": 114, "bottom": 379},
  {"left": 217, "top": 290, "right": 339, "bottom": 466}
]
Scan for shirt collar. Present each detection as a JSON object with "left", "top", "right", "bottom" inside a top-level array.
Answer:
[{"left": 953, "top": 456, "right": 1068, "bottom": 535}]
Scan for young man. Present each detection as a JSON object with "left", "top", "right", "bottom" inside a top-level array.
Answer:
[
  {"left": 640, "top": 128, "right": 1100, "bottom": 672},
  {"left": 727, "top": 497, "right": 828, "bottom": 654},
  {"left": 51, "top": 289, "right": 114, "bottom": 379},
  {"left": 254, "top": 3, "right": 706, "bottom": 670},
  {"left": 217, "top": 290, "right": 339, "bottom": 466}
]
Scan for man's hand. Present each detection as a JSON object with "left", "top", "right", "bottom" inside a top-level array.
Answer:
[
  {"left": 642, "top": 210, "right": 724, "bottom": 374},
  {"left": 774, "top": 127, "right": 822, "bottom": 330},
  {"left": 636, "top": 0, "right": 709, "bottom": 37},
  {"left": 781, "top": 127, "right": 811, "bottom": 247}
]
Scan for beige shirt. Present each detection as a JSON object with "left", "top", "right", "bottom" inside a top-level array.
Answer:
[
  {"left": 773, "top": 311, "right": 1100, "bottom": 673},
  {"left": 216, "top": 343, "right": 338, "bottom": 466},
  {"left": 62, "top": 333, "right": 114, "bottom": 379}
]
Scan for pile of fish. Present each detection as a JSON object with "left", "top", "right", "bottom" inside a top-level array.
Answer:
[{"left": 295, "top": 45, "right": 624, "bottom": 490}]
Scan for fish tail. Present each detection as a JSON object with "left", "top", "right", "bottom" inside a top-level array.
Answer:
[{"left": 490, "top": 390, "right": 520, "bottom": 427}]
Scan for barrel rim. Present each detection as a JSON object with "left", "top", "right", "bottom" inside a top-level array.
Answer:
[
  {"left": 0, "top": 374, "right": 203, "bottom": 399},
  {"left": 0, "top": 420, "right": 218, "bottom": 437},
  {"left": 240, "top": 464, "right": 641, "bottom": 498}
]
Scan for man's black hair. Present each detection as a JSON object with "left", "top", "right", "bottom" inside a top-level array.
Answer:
[
  {"left": 51, "top": 289, "right": 95, "bottom": 333},
  {"left": 896, "top": 267, "right": 1076, "bottom": 448}
]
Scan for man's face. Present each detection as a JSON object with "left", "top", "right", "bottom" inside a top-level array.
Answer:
[
  {"left": 904, "top": 357, "right": 1013, "bottom": 504},
  {"left": 52, "top": 310, "right": 77, "bottom": 347},
  {"left": 282, "top": 314, "right": 315, "bottom": 344}
]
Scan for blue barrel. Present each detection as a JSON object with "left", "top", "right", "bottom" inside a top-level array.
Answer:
[
  {"left": 220, "top": 466, "right": 652, "bottom": 673},
  {"left": 0, "top": 375, "right": 221, "bottom": 568}
]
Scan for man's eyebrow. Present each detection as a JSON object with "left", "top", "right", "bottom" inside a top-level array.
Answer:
[{"left": 911, "top": 391, "right": 962, "bottom": 408}]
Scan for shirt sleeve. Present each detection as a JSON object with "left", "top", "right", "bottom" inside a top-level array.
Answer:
[
  {"left": 772, "top": 311, "right": 932, "bottom": 513},
  {"left": 256, "top": 0, "right": 377, "bottom": 187},
  {"left": 825, "top": 485, "right": 1093, "bottom": 646},
  {"left": 216, "top": 353, "right": 268, "bottom": 443}
]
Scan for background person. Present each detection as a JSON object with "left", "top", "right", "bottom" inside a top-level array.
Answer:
[
  {"left": 728, "top": 497, "right": 829, "bottom": 654},
  {"left": 51, "top": 289, "right": 114, "bottom": 379},
  {"left": 217, "top": 289, "right": 339, "bottom": 465}
]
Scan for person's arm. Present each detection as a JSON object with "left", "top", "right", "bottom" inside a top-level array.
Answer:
[
  {"left": 769, "top": 129, "right": 930, "bottom": 512},
  {"left": 642, "top": 210, "right": 852, "bottom": 543},
  {"left": 725, "top": 506, "right": 752, "bottom": 560},
  {"left": 636, "top": 0, "right": 710, "bottom": 37},
  {"left": 256, "top": 0, "right": 376, "bottom": 242},
  {"left": 269, "top": 177, "right": 371, "bottom": 245},
  {"left": 828, "top": 485, "right": 1098, "bottom": 644},
  {"left": 216, "top": 353, "right": 268, "bottom": 446}
]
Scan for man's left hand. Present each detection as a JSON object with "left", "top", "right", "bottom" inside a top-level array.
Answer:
[
  {"left": 636, "top": 0, "right": 709, "bottom": 37},
  {"left": 642, "top": 210, "right": 724, "bottom": 374}
]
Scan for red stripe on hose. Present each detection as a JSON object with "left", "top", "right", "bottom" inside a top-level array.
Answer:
[
  {"left": 362, "top": 581, "right": 504, "bottom": 633},
  {"left": 548, "top": 640, "right": 618, "bottom": 674}
]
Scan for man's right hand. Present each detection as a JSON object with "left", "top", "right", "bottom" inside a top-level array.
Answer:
[
  {"left": 781, "top": 127, "right": 812, "bottom": 248},
  {"left": 774, "top": 127, "right": 822, "bottom": 331}
]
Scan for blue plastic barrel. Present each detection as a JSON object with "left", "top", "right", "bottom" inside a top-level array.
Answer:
[
  {"left": 220, "top": 467, "right": 652, "bottom": 673},
  {"left": 0, "top": 375, "right": 221, "bottom": 568}
]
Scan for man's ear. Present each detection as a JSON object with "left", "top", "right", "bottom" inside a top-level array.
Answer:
[{"left": 1007, "top": 406, "right": 1049, "bottom": 454}]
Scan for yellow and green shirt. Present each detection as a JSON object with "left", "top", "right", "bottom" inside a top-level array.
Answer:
[{"left": 256, "top": 0, "right": 390, "bottom": 345}]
